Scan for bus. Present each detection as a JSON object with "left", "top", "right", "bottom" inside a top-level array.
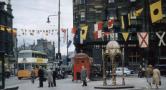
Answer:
[{"left": 17, "top": 50, "right": 48, "bottom": 79}]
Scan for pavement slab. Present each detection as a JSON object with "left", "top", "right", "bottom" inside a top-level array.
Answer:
[{"left": 5, "top": 76, "right": 166, "bottom": 90}]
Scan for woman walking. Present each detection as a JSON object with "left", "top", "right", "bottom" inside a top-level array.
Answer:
[
  {"left": 146, "top": 64, "right": 153, "bottom": 88},
  {"left": 47, "top": 68, "right": 53, "bottom": 87},
  {"left": 31, "top": 68, "right": 36, "bottom": 84},
  {"left": 152, "top": 67, "right": 161, "bottom": 89}
]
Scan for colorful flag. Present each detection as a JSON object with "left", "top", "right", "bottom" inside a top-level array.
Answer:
[
  {"left": 104, "top": 32, "right": 110, "bottom": 39},
  {"left": 134, "top": 8, "right": 143, "bottom": 16},
  {"left": 72, "top": 26, "right": 77, "bottom": 34},
  {"left": 7, "top": 28, "right": 12, "bottom": 33},
  {"left": 103, "top": 21, "right": 109, "bottom": 32},
  {"left": 80, "top": 25, "right": 88, "bottom": 40},
  {"left": 121, "top": 14, "right": 130, "bottom": 30},
  {"left": 137, "top": 32, "right": 149, "bottom": 48},
  {"left": 12, "top": 29, "right": 17, "bottom": 36},
  {"left": 94, "top": 21, "right": 103, "bottom": 31},
  {"left": 0, "top": 25, "right": 5, "bottom": 31},
  {"left": 122, "top": 32, "right": 129, "bottom": 41},
  {"left": 108, "top": 17, "right": 114, "bottom": 29},
  {"left": 61, "top": 28, "right": 67, "bottom": 42},
  {"left": 93, "top": 30, "right": 102, "bottom": 40},
  {"left": 67, "top": 40, "right": 72, "bottom": 48},
  {"left": 156, "top": 32, "right": 166, "bottom": 46},
  {"left": 110, "top": 32, "right": 118, "bottom": 40},
  {"left": 80, "top": 30, "right": 83, "bottom": 44},
  {"left": 150, "top": 0, "right": 163, "bottom": 23}
]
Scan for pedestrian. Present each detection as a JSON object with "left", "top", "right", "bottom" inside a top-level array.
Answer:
[
  {"left": 52, "top": 68, "right": 57, "bottom": 87},
  {"left": 152, "top": 66, "right": 161, "bottom": 89},
  {"left": 146, "top": 64, "right": 153, "bottom": 88},
  {"left": 31, "top": 67, "right": 36, "bottom": 84},
  {"left": 47, "top": 68, "right": 53, "bottom": 87},
  {"left": 38, "top": 66, "right": 44, "bottom": 88},
  {"left": 81, "top": 66, "right": 87, "bottom": 86},
  {"left": 43, "top": 67, "right": 47, "bottom": 82},
  {"left": 138, "top": 65, "right": 142, "bottom": 78},
  {"left": 72, "top": 65, "right": 74, "bottom": 81},
  {"left": 141, "top": 67, "right": 145, "bottom": 77}
]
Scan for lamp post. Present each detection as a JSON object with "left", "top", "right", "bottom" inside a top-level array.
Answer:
[
  {"left": 66, "top": 29, "right": 69, "bottom": 65},
  {"left": 47, "top": 0, "right": 61, "bottom": 60}
]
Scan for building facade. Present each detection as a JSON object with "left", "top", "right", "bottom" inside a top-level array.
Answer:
[
  {"left": 0, "top": 0, "right": 16, "bottom": 88},
  {"left": 73, "top": 0, "right": 166, "bottom": 70},
  {"left": 34, "top": 39, "right": 56, "bottom": 63}
]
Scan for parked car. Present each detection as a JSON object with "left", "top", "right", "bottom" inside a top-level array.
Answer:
[{"left": 110, "top": 67, "right": 133, "bottom": 76}]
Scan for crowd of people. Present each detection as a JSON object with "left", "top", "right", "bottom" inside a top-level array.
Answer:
[
  {"left": 31, "top": 66, "right": 67, "bottom": 88},
  {"left": 30, "top": 65, "right": 88, "bottom": 88},
  {"left": 30, "top": 64, "right": 162, "bottom": 89}
]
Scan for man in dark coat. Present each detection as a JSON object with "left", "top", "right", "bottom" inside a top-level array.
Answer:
[
  {"left": 38, "top": 66, "right": 44, "bottom": 87},
  {"left": 52, "top": 68, "right": 57, "bottom": 87}
]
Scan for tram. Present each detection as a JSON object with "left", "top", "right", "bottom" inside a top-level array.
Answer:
[{"left": 17, "top": 50, "right": 48, "bottom": 79}]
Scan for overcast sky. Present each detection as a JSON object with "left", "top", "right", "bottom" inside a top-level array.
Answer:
[{"left": 10, "top": 0, "right": 74, "bottom": 55}]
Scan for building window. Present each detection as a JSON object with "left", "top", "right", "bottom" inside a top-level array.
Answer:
[
  {"left": 108, "top": 0, "right": 114, "bottom": 3},
  {"left": 80, "top": 0, "right": 85, "bottom": 4},
  {"left": 80, "top": 12, "right": 85, "bottom": 21}
]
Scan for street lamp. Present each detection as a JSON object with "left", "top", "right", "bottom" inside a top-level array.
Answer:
[
  {"left": 47, "top": 0, "right": 61, "bottom": 60},
  {"left": 47, "top": 15, "right": 58, "bottom": 23}
]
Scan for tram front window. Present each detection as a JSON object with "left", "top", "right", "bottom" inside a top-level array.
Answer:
[{"left": 18, "top": 64, "right": 32, "bottom": 70}]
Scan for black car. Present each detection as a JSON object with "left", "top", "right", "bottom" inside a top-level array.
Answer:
[{"left": 155, "top": 64, "right": 166, "bottom": 76}]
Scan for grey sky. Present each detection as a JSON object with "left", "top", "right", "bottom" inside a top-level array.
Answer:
[{"left": 11, "top": 0, "right": 74, "bottom": 55}]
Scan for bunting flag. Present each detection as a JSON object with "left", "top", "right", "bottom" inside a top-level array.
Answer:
[
  {"left": 80, "top": 30, "right": 83, "bottom": 44},
  {"left": 67, "top": 40, "right": 72, "bottom": 48},
  {"left": 94, "top": 21, "right": 103, "bottom": 40},
  {"left": 108, "top": 17, "right": 114, "bottom": 29},
  {"left": 30, "top": 32, "right": 34, "bottom": 36},
  {"left": 110, "top": 32, "right": 118, "bottom": 40},
  {"left": 156, "top": 32, "right": 166, "bottom": 46},
  {"left": 94, "top": 21, "right": 103, "bottom": 31},
  {"left": 137, "top": 32, "right": 149, "bottom": 48},
  {"left": 122, "top": 32, "right": 129, "bottom": 41},
  {"left": 128, "top": 14, "right": 131, "bottom": 26},
  {"left": 72, "top": 26, "right": 77, "bottom": 34},
  {"left": 150, "top": 0, "right": 163, "bottom": 23},
  {"left": 0, "top": 25, "right": 5, "bottom": 31},
  {"left": 93, "top": 30, "right": 102, "bottom": 40},
  {"left": 103, "top": 21, "right": 109, "bottom": 32},
  {"left": 80, "top": 25, "right": 88, "bottom": 40},
  {"left": 19, "top": 29, "right": 57, "bottom": 36},
  {"left": 61, "top": 28, "right": 67, "bottom": 42},
  {"left": 121, "top": 14, "right": 130, "bottom": 30},
  {"left": 12, "top": 29, "right": 17, "bottom": 36},
  {"left": 134, "top": 8, "right": 143, "bottom": 17},
  {"left": 104, "top": 32, "right": 110, "bottom": 40},
  {"left": 7, "top": 28, "right": 12, "bottom": 33}
]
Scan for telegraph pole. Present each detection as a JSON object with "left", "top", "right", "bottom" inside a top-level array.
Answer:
[
  {"left": 66, "top": 29, "right": 69, "bottom": 65},
  {"left": 58, "top": 0, "right": 61, "bottom": 56}
]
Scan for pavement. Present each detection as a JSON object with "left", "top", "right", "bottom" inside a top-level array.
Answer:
[{"left": 5, "top": 75, "right": 166, "bottom": 90}]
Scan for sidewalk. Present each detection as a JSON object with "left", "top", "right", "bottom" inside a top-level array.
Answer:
[{"left": 7, "top": 76, "right": 166, "bottom": 90}]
